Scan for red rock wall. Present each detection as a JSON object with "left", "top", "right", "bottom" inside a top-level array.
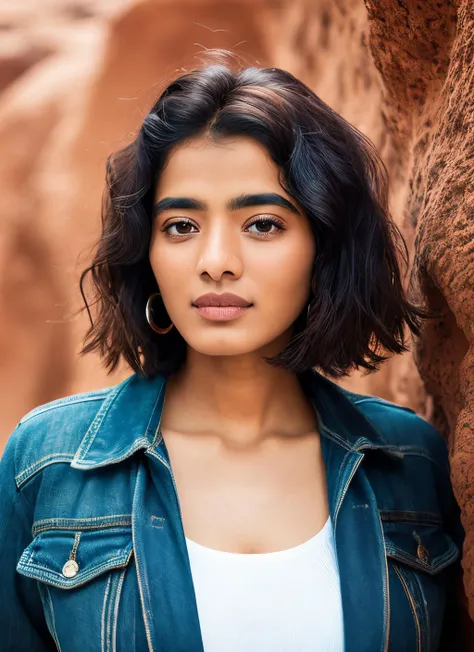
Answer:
[
  {"left": 0, "top": 0, "right": 473, "bottom": 625},
  {"left": 363, "top": 0, "right": 474, "bottom": 628}
]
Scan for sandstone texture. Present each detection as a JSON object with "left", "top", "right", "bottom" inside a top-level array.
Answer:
[{"left": 0, "top": 0, "right": 473, "bottom": 627}]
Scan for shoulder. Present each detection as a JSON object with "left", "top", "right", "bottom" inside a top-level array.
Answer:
[
  {"left": 17, "top": 386, "right": 113, "bottom": 426},
  {"left": 341, "top": 388, "right": 465, "bottom": 553},
  {"left": 1, "top": 385, "right": 116, "bottom": 489},
  {"left": 341, "top": 387, "right": 450, "bottom": 476}
]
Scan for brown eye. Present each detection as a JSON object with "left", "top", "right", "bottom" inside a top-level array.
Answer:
[
  {"left": 175, "top": 222, "right": 194, "bottom": 234},
  {"left": 163, "top": 220, "right": 198, "bottom": 237},
  {"left": 245, "top": 216, "right": 285, "bottom": 237},
  {"left": 254, "top": 220, "right": 274, "bottom": 233}
]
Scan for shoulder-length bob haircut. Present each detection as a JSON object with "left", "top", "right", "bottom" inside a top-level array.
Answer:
[{"left": 79, "top": 52, "right": 435, "bottom": 380}]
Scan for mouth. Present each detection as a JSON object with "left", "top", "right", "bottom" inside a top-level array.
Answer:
[{"left": 192, "top": 292, "right": 253, "bottom": 322}]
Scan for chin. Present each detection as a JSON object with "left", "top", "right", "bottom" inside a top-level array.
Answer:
[
  {"left": 188, "top": 341, "right": 259, "bottom": 357},
  {"left": 184, "top": 331, "right": 286, "bottom": 359}
]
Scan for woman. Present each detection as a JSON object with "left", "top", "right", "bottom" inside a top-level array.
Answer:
[{"left": 0, "top": 56, "right": 465, "bottom": 652}]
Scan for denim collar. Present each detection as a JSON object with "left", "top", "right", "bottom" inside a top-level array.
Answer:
[{"left": 71, "top": 368, "right": 398, "bottom": 471}]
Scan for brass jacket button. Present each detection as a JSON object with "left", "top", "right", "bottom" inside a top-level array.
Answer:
[
  {"left": 62, "top": 559, "right": 79, "bottom": 578},
  {"left": 417, "top": 544, "right": 429, "bottom": 563}
]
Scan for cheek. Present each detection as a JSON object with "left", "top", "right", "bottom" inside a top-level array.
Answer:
[
  {"left": 254, "top": 240, "right": 314, "bottom": 312},
  {"left": 149, "top": 240, "right": 189, "bottom": 292}
]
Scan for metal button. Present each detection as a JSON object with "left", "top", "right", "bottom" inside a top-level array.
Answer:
[
  {"left": 62, "top": 559, "right": 79, "bottom": 578},
  {"left": 417, "top": 544, "right": 429, "bottom": 563}
]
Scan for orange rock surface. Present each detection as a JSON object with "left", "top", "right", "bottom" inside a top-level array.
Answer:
[{"left": 0, "top": 0, "right": 473, "bottom": 625}]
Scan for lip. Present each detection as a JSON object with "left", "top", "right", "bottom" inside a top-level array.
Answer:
[
  {"left": 193, "top": 306, "right": 251, "bottom": 321},
  {"left": 192, "top": 293, "right": 252, "bottom": 308}
]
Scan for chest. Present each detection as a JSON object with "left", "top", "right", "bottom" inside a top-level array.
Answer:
[
  {"left": 161, "top": 430, "right": 329, "bottom": 554},
  {"left": 185, "top": 516, "right": 345, "bottom": 652}
]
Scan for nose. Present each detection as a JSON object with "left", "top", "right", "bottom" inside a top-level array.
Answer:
[{"left": 196, "top": 220, "right": 243, "bottom": 281}]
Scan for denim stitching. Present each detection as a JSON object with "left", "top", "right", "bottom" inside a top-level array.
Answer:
[
  {"left": 154, "top": 431, "right": 163, "bottom": 447},
  {"left": 392, "top": 564, "right": 421, "bottom": 651},
  {"left": 33, "top": 514, "right": 131, "bottom": 526},
  {"left": 412, "top": 570, "right": 430, "bottom": 651},
  {"left": 146, "top": 448, "right": 169, "bottom": 467},
  {"left": 24, "top": 550, "right": 124, "bottom": 577},
  {"left": 74, "top": 378, "right": 133, "bottom": 461},
  {"left": 320, "top": 425, "right": 353, "bottom": 451},
  {"left": 146, "top": 381, "right": 166, "bottom": 445},
  {"left": 352, "top": 438, "right": 404, "bottom": 457},
  {"left": 72, "top": 439, "right": 150, "bottom": 469},
  {"left": 101, "top": 574, "right": 112, "bottom": 652},
  {"left": 69, "top": 532, "right": 81, "bottom": 563},
  {"left": 19, "top": 562, "right": 124, "bottom": 589},
  {"left": 112, "top": 567, "right": 127, "bottom": 652},
  {"left": 137, "top": 482, "right": 155, "bottom": 643},
  {"left": 385, "top": 545, "right": 458, "bottom": 574},
  {"left": 16, "top": 454, "right": 75, "bottom": 486},
  {"left": 19, "top": 392, "right": 110, "bottom": 425},
  {"left": 27, "top": 545, "right": 127, "bottom": 572},
  {"left": 380, "top": 510, "right": 442, "bottom": 525},
  {"left": 322, "top": 409, "right": 447, "bottom": 468},
  {"left": 106, "top": 573, "right": 117, "bottom": 652},
  {"left": 131, "top": 464, "right": 155, "bottom": 652},
  {"left": 30, "top": 539, "right": 40, "bottom": 566},
  {"left": 377, "top": 506, "right": 390, "bottom": 652},
  {"left": 32, "top": 514, "right": 132, "bottom": 536},
  {"left": 25, "top": 539, "right": 37, "bottom": 565},
  {"left": 33, "top": 521, "right": 131, "bottom": 536},
  {"left": 106, "top": 571, "right": 122, "bottom": 652},
  {"left": 352, "top": 398, "right": 451, "bottom": 472},
  {"left": 75, "top": 397, "right": 116, "bottom": 460},
  {"left": 150, "top": 516, "right": 165, "bottom": 529},
  {"left": 33, "top": 519, "right": 131, "bottom": 536},
  {"left": 333, "top": 448, "right": 353, "bottom": 526},
  {"left": 146, "top": 447, "right": 178, "bottom": 522},
  {"left": 19, "top": 550, "right": 131, "bottom": 589}
]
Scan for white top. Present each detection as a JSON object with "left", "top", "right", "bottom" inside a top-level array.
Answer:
[{"left": 185, "top": 516, "right": 345, "bottom": 651}]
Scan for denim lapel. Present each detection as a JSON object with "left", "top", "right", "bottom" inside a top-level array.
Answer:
[
  {"left": 132, "top": 447, "right": 204, "bottom": 652},
  {"left": 302, "top": 369, "right": 391, "bottom": 652},
  {"left": 71, "top": 372, "right": 204, "bottom": 651},
  {"left": 70, "top": 373, "right": 166, "bottom": 470}
]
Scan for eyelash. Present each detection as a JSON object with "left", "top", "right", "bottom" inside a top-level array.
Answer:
[{"left": 160, "top": 216, "right": 286, "bottom": 239}]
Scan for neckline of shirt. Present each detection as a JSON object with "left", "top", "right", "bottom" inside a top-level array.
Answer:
[{"left": 185, "top": 515, "right": 332, "bottom": 559}]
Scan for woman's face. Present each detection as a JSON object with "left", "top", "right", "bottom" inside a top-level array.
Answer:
[{"left": 149, "top": 134, "right": 315, "bottom": 359}]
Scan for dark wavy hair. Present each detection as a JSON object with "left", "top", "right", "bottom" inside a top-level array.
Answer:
[{"left": 79, "top": 51, "right": 435, "bottom": 380}]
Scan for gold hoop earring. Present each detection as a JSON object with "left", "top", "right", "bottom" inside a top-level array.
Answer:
[{"left": 146, "top": 292, "right": 174, "bottom": 335}]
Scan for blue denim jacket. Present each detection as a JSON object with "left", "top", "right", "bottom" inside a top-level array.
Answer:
[{"left": 0, "top": 368, "right": 464, "bottom": 651}]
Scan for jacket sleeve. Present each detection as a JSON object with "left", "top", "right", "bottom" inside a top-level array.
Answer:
[
  {"left": 434, "top": 428, "right": 472, "bottom": 651},
  {"left": 0, "top": 424, "right": 56, "bottom": 651}
]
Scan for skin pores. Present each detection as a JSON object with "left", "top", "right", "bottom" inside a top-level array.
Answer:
[{"left": 149, "top": 134, "right": 315, "bottom": 361}]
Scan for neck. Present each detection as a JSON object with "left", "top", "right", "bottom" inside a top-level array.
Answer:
[{"left": 161, "top": 348, "right": 318, "bottom": 449}]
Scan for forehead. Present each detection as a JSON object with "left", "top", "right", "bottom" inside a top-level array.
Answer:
[{"left": 154, "top": 135, "right": 284, "bottom": 199}]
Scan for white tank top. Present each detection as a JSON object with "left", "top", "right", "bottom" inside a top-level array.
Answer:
[{"left": 185, "top": 515, "right": 345, "bottom": 651}]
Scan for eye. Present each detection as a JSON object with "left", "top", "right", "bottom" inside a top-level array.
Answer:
[
  {"left": 161, "top": 216, "right": 285, "bottom": 239},
  {"left": 161, "top": 219, "right": 199, "bottom": 238},
  {"left": 244, "top": 216, "right": 285, "bottom": 237}
]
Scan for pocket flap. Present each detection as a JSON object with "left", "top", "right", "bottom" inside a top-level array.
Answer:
[
  {"left": 17, "top": 525, "right": 133, "bottom": 589},
  {"left": 382, "top": 512, "right": 459, "bottom": 576}
]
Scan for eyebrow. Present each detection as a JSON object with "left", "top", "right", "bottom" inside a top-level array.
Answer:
[{"left": 153, "top": 192, "right": 301, "bottom": 217}]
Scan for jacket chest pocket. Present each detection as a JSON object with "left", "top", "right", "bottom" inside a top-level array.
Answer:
[
  {"left": 16, "top": 517, "right": 135, "bottom": 652},
  {"left": 381, "top": 511, "right": 460, "bottom": 652}
]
